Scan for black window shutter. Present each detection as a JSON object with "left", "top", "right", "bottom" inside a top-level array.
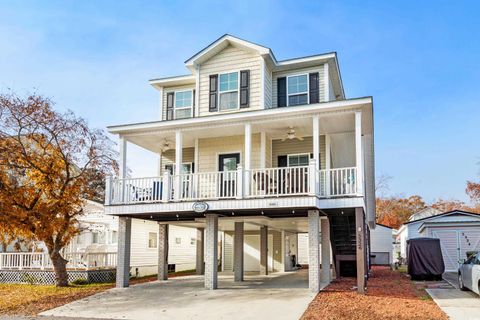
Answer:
[
  {"left": 209, "top": 74, "right": 218, "bottom": 112},
  {"left": 309, "top": 72, "right": 319, "bottom": 104},
  {"left": 191, "top": 162, "right": 195, "bottom": 173},
  {"left": 166, "top": 92, "right": 174, "bottom": 120},
  {"left": 277, "top": 77, "right": 287, "bottom": 107},
  {"left": 278, "top": 155, "right": 288, "bottom": 167},
  {"left": 240, "top": 70, "right": 250, "bottom": 108}
]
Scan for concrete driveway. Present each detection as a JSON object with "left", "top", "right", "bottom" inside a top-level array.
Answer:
[
  {"left": 427, "top": 288, "right": 480, "bottom": 320},
  {"left": 41, "top": 270, "right": 320, "bottom": 320}
]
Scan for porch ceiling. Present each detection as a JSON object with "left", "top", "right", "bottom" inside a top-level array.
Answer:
[
  {"left": 121, "top": 106, "right": 366, "bottom": 154},
  {"left": 170, "top": 216, "right": 312, "bottom": 233}
]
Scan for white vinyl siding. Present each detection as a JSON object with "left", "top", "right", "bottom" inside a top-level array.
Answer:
[
  {"left": 161, "top": 148, "right": 195, "bottom": 175},
  {"left": 161, "top": 84, "right": 195, "bottom": 121},
  {"left": 197, "top": 134, "right": 261, "bottom": 173},
  {"left": 199, "top": 45, "right": 262, "bottom": 116},
  {"left": 370, "top": 225, "right": 393, "bottom": 265},
  {"left": 264, "top": 61, "right": 273, "bottom": 108},
  {"left": 272, "top": 65, "right": 326, "bottom": 108},
  {"left": 272, "top": 136, "right": 326, "bottom": 169}
]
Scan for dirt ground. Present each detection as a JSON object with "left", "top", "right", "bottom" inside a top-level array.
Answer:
[{"left": 301, "top": 266, "right": 448, "bottom": 320}]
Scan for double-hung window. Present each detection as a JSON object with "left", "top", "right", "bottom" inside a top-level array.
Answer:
[
  {"left": 287, "top": 74, "right": 308, "bottom": 106},
  {"left": 174, "top": 90, "right": 193, "bottom": 119},
  {"left": 287, "top": 154, "right": 310, "bottom": 167},
  {"left": 219, "top": 72, "right": 239, "bottom": 110}
]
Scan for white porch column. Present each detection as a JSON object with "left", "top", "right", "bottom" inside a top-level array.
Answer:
[
  {"left": 312, "top": 115, "right": 320, "bottom": 169},
  {"left": 325, "top": 134, "right": 331, "bottom": 196},
  {"left": 157, "top": 151, "right": 163, "bottom": 176},
  {"left": 260, "top": 131, "right": 266, "bottom": 169},
  {"left": 321, "top": 218, "right": 331, "bottom": 283},
  {"left": 308, "top": 210, "right": 320, "bottom": 292},
  {"left": 260, "top": 226, "right": 268, "bottom": 275},
  {"left": 116, "top": 216, "right": 131, "bottom": 288},
  {"left": 355, "top": 111, "right": 363, "bottom": 195},
  {"left": 158, "top": 223, "right": 169, "bottom": 281},
  {"left": 234, "top": 222, "right": 244, "bottom": 281},
  {"left": 175, "top": 130, "right": 183, "bottom": 199},
  {"left": 205, "top": 214, "right": 218, "bottom": 290},
  {"left": 244, "top": 123, "right": 252, "bottom": 196},
  {"left": 196, "top": 228, "right": 205, "bottom": 275},
  {"left": 119, "top": 136, "right": 127, "bottom": 178}
]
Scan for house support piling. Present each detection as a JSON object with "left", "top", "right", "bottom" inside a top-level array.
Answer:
[{"left": 116, "top": 216, "right": 131, "bottom": 288}]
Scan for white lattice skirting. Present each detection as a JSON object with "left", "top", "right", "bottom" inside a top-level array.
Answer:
[{"left": 0, "top": 269, "right": 116, "bottom": 285}]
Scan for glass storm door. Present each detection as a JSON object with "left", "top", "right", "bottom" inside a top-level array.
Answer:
[{"left": 218, "top": 153, "right": 240, "bottom": 197}]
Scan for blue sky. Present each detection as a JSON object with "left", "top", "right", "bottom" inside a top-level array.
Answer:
[{"left": 1, "top": 1, "right": 479, "bottom": 203}]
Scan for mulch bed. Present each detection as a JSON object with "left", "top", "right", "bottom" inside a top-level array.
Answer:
[{"left": 301, "top": 266, "right": 448, "bottom": 320}]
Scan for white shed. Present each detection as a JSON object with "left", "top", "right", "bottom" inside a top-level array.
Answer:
[
  {"left": 397, "top": 209, "right": 480, "bottom": 271},
  {"left": 370, "top": 224, "right": 394, "bottom": 265}
]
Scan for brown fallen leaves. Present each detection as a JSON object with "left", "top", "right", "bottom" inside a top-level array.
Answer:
[
  {"left": 0, "top": 283, "right": 112, "bottom": 316},
  {"left": 301, "top": 266, "right": 448, "bottom": 320}
]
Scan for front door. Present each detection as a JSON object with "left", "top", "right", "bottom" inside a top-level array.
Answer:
[{"left": 218, "top": 153, "right": 240, "bottom": 197}]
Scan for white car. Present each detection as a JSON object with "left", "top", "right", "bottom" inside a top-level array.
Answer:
[{"left": 458, "top": 252, "right": 480, "bottom": 295}]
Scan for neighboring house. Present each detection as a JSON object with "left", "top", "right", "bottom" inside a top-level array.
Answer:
[
  {"left": 397, "top": 209, "right": 480, "bottom": 271},
  {"left": 70, "top": 200, "right": 198, "bottom": 276},
  {"left": 1, "top": 200, "right": 198, "bottom": 276},
  {"left": 370, "top": 223, "right": 393, "bottom": 265},
  {"left": 105, "top": 34, "right": 376, "bottom": 293}
]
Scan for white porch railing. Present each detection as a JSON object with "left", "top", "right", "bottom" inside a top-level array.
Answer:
[
  {"left": 247, "top": 166, "right": 310, "bottom": 197},
  {"left": 317, "top": 167, "right": 357, "bottom": 197},
  {"left": 106, "top": 166, "right": 359, "bottom": 205},
  {"left": 0, "top": 252, "right": 117, "bottom": 270}
]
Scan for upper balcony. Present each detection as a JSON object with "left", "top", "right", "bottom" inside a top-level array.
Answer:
[{"left": 105, "top": 98, "right": 374, "bottom": 216}]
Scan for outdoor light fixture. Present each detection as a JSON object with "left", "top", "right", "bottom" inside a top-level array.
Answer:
[
  {"left": 292, "top": 210, "right": 295, "bottom": 214},
  {"left": 261, "top": 211, "right": 264, "bottom": 215}
]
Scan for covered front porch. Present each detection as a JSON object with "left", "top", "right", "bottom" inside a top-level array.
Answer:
[{"left": 105, "top": 101, "right": 371, "bottom": 207}]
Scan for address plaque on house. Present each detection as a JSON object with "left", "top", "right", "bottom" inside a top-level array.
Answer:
[{"left": 192, "top": 202, "right": 209, "bottom": 213}]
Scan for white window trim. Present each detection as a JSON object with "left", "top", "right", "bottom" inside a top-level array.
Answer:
[
  {"left": 173, "top": 89, "right": 193, "bottom": 120},
  {"left": 286, "top": 73, "right": 309, "bottom": 107},
  {"left": 166, "top": 162, "right": 193, "bottom": 174},
  {"left": 218, "top": 71, "right": 240, "bottom": 111},
  {"left": 287, "top": 153, "right": 310, "bottom": 167},
  {"left": 148, "top": 232, "right": 158, "bottom": 249}
]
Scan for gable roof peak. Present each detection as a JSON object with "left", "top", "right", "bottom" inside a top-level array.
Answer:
[{"left": 185, "top": 34, "right": 273, "bottom": 67}]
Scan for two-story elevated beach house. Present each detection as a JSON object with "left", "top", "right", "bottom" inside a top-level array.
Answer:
[{"left": 105, "top": 35, "right": 375, "bottom": 293}]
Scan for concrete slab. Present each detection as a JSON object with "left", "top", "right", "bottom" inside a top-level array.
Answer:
[
  {"left": 41, "top": 270, "right": 322, "bottom": 320},
  {"left": 443, "top": 272, "right": 460, "bottom": 289},
  {"left": 427, "top": 288, "right": 480, "bottom": 320}
]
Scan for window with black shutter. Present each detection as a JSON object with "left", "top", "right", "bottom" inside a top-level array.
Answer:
[
  {"left": 240, "top": 70, "right": 250, "bottom": 108},
  {"left": 209, "top": 74, "right": 218, "bottom": 112},
  {"left": 277, "top": 77, "right": 287, "bottom": 107},
  {"left": 309, "top": 72, "right": 319, "bottom": 104},
  {"left": 166, "top": 92, "right": 174, "bottom": 120}
]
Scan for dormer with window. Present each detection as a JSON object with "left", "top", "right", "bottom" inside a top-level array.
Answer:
[{"left": 150, "top": 35, "right": 345, "bottom": 121}]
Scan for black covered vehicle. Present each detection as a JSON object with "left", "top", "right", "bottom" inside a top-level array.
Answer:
[{"left": 407, "top": 238, "right": 445, "bottom": 280}]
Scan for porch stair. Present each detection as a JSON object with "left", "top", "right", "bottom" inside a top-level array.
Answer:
[{"left": 329, "top": 214, "right": 357, "bottom": 277}]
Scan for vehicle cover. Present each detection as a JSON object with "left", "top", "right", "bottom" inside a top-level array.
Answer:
[{"left": 407, "top": 237, "right": 445, "bottom": 280}]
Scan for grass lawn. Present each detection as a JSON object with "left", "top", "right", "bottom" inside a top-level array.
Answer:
[
  {"left": 301, "top": 266, "right": 448, "bottom": 320},
  {"left": 0, "top": 282, "right": 113, "bottom": 316}
]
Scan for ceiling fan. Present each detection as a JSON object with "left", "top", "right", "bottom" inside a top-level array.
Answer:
[
  {"left": 160, "top": 138, "right": 171, "bottom": 152},
  {"left": 281, "top": 126, "right": 304, "bottom": 141}
]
